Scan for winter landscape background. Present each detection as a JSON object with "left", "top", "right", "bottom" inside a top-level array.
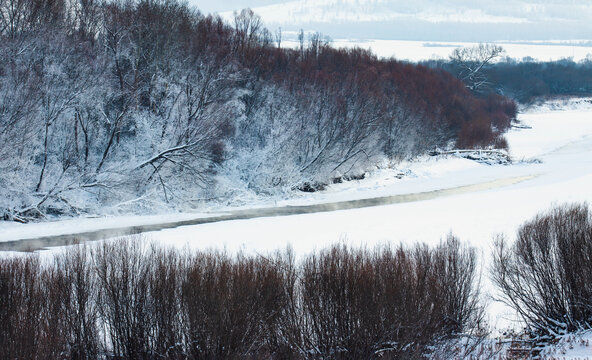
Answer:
[{"left": 2, "top": 0, "right": 592, "bottom": 358}]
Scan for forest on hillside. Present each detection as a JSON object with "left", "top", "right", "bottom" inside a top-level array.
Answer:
[{"left": 0, "top": 0, "right": 516, "bottom": 221}]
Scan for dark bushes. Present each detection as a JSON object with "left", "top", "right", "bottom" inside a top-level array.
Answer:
[
  {"left": 488, "top": 59, "right": 592, "bottom": 103},
  {"left": 492, "top": 203, "right": 592, "bottom": 335},
  {"left": 0, "top": 249, "right": 100, "bottom": 359},
  {"left": 95, "top": 240, "right": 158, "bottom": 359},
  {"left": 182, "top": 252, "right": 292, "bottom": 359},
  {"left": 0, "top": 257, "right": 45, "bottom": 359},
  {"left": 295, "top": 236, "right": 483, "bottom": 359},
  {"left": 0, "top": 236, "right": 482, "bottom": 359}
]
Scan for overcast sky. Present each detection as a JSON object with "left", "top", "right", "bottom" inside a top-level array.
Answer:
[{"left": 191, "top": 0, "right": 592, "bottom": 42}]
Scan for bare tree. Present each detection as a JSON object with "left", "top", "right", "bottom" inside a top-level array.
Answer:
[
  {"left": 0, "top": 38, "right": 40, "bottom": 163},
  {"left": 274, "top": 26, "right": 281, "bottom": 48},
  {"left": 35, "top": 35, "right": 86, "bottom": 192},
  {"left": 66, "top": 0, "right": 101, "bottom": 41},
  {"left": 450, "top": 43, "right": 504, "bottom": 93},
  {"left": 134, "top": 56, "right": 238, "bottom": 201},
  {"left": 233, "top": 8, "right": 262, "bottom": 55}
]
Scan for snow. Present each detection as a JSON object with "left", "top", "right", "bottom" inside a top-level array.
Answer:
[
  {"left": 510, "top": 98, "right": 592, "bottom": 159},
  {"left": 538, "top": 331, "right": 592, "bottom": 359}
]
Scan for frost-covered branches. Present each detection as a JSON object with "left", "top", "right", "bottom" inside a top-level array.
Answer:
[
  {"left": 0, "top": 0, "right": 517, "bottom": 219},
  {"left": 450, "top": 43, "right": 504, "bottom": 93}
]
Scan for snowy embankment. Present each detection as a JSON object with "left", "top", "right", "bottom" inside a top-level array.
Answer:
[
  {"left": 538, "top": 331, "right": 592, "bottom": 359},
  {"left": 1, "top": 97, "right": 592, "bottom": 251},
  {"left": 145, "top": 97, "right": 592, "bottom": 259}
]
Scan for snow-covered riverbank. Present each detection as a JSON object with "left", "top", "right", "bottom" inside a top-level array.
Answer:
[{"left": 2, "top": 98, "right": 592, "bottom": 250}]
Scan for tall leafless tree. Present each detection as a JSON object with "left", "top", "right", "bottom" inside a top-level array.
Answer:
[{"left": 450, "top": 43, "right": 504, "bottom": 93}]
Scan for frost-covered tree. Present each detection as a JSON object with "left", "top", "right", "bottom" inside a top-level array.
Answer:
[
  {"left": 0, "top": 1, "right": 516, "bottom": 220},
  {"left": 450, "top": 43, "right": 504, "bottom": 93}
]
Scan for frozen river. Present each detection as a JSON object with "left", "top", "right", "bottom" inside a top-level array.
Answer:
[{"left": 2, "top": 98, "right": 592, "bottom": 258}]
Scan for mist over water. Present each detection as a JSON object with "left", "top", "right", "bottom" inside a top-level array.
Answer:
[{"left": 0, "top": 175, "right": 536, "bottom": 252}]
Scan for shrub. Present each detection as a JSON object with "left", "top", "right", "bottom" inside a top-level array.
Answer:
[
  {"left": 0, "top": 236, "right": 482, "bottom": 359},
  {"left": 0, "top": 257, "right": 44, "bottom": 359},
  {"left": 182, "top": 251, "right": 291, "bottom": 359},
  {"left": 492, "top": 203, "right": 592, "bottom": 335},
  {"left": 294, "top": 235, "right": 483, "bottom": 359}
]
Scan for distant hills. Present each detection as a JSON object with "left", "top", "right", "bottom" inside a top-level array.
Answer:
[{"left": 215, "top": 0, "right": 592, "bottom": 42}]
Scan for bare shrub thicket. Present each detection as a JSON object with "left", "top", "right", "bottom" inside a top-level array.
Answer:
[
  {"left": 492, "top": 203, "right": 592, "bottom": 335},
  {"left": 0, "top": 236, "right": 482, "bottom": 359},
  {"left": 0, "top": 248, "right": 100, "bottom": 359},
  {"left": 291, "top": 235, "right": 483, "bottom": 359},
  {"left": 0, "top": 257, "right": 45, "bottom": 359},
  {"left": 182, "top": 251, "right": 294, "bottom": 359}
]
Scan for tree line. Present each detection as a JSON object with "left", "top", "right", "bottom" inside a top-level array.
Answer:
[
  {"left": 0, "top": 0, "right": 517, "bottom": 221},
  {"left": 489, "top": 58, "right": 592, "bottom": 103},
  {"left": 424, "top": 51, "right": 592, "bottom": 103}
]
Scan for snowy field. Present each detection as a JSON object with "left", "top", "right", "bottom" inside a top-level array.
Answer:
[{"left": 281, "top": 39, "right": 592, "bottom": 62}]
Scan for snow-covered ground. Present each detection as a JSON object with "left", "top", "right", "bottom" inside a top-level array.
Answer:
[{"left": 538, "top": 331, "right": 592, "bottom": 359}]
